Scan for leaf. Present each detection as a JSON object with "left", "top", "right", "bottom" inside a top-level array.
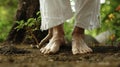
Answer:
[
  {"left": 28, "top": 22, "right": 34, "bottom": 27},
  {"left": 36, "top": 11, "right": 40, "bottom": 16},
  {"left": 27, "top": 18, "right": 34, "bottom": 23},
  {"left": 14, "top": 20, "right": 25, "bottom": 31}
]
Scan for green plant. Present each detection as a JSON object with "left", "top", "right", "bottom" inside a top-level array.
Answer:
[{"left": 15, "top": 12, "right": 41, "bottom": 45}]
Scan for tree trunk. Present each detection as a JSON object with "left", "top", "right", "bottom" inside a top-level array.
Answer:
[{"left": 6, "top": 0, "right": 47, "bottom": 44}]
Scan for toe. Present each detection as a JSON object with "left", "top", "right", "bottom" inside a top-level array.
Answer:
[
  {"left": 81, "top": 49, "right": 87, "bottom": 54},
  {"left": 83, "top": 46, "right": 93, "bottom": 53},
  {"left": 41, "top": 48, "right": 46, "bottom": 54},
  {"left": 40, "top": 48, "right": 44, "bottom": 52},
  {"left": 85, "top": 46, "right": 93, "bottom": 52},
  {"left": 44, "top": 49, "right": 51, "bottom": 54},
  {"left": 87, "top": 48, "right": 93, "bottom": 52},
  {"left": 72, "top": 48, "right": 79, "bottom": 55},
  {"left": 79, "top": 49, "right": 85, "bottom": 54}
]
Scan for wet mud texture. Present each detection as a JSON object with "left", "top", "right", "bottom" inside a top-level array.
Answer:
[{"left": 0, "top": 44, "right": 120, "bottom": 67}]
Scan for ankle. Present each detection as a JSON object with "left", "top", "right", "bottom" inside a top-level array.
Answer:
[
  {"left": 72, "top": 27, "right": 84, "bottom": 36},
  {"left": 53, "top": 24, "right": 65, "bottom": 36}
]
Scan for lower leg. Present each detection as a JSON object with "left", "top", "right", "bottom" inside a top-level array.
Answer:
[
  {"left": 72, "top": 26, "right": 84, "bottom": 37},
  {"left": 72, "top": 26, "right": 92, "bottom": 55},
  {"left": 53, "top": 24, "right": 64, "bottom": 37}
]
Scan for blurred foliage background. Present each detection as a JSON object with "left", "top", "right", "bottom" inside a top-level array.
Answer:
[
  {"left": 100, "top": 0, "right": 120, "bottom": 43},
  {"left": 0, "top": 0, "right": 18, "bottom": 42},
  {"left": 0, "top": 0, "right": 120, "bottom": 44},
  {"left": 85, "top": 0, "right": 120, "bottom": 44}
]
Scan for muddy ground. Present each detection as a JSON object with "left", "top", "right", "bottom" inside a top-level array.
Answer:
[{"left": 0, "top": 43, "right": 120, "bottom": 67}]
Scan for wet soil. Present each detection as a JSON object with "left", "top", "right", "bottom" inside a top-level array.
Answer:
[{"left": 0, "top": 43, "right": 120, "bottom": 67}]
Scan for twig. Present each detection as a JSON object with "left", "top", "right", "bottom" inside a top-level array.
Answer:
[{"left": 37, "top": 29, "right": 53, "bottom": 48}]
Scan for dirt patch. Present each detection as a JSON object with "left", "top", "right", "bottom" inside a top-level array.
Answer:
[
  {"left": 0, "top": 45, "right": 30, "bottom": 55},
  {"left": 0, "top": 43, "right": 120, "bottom": 67}
]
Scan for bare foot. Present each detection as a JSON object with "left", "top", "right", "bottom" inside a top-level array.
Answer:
[
  {"left": 72, "top": 35, "right": 92, "bottom": 55},
  {"left": 72, "top": 27, "right": 92, "bottom": 55},
  {"left": 40, "top": 24, "right": 65, "bottom": 54},
  {"left": 40, "top": 36, "right": 64, "bottom": 54}
]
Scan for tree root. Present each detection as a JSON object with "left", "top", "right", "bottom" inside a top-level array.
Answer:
[{"left": 31, "top": 29, "right": 53, "bottom": 48}]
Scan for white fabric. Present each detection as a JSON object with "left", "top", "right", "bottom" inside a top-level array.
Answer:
[{"left": 39, "top": 0, "right": 100, "bottom": 30}]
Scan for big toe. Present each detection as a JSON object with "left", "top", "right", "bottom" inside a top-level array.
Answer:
[{"left": 72, "top": 48, "right": 80, "bottom": 55}]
